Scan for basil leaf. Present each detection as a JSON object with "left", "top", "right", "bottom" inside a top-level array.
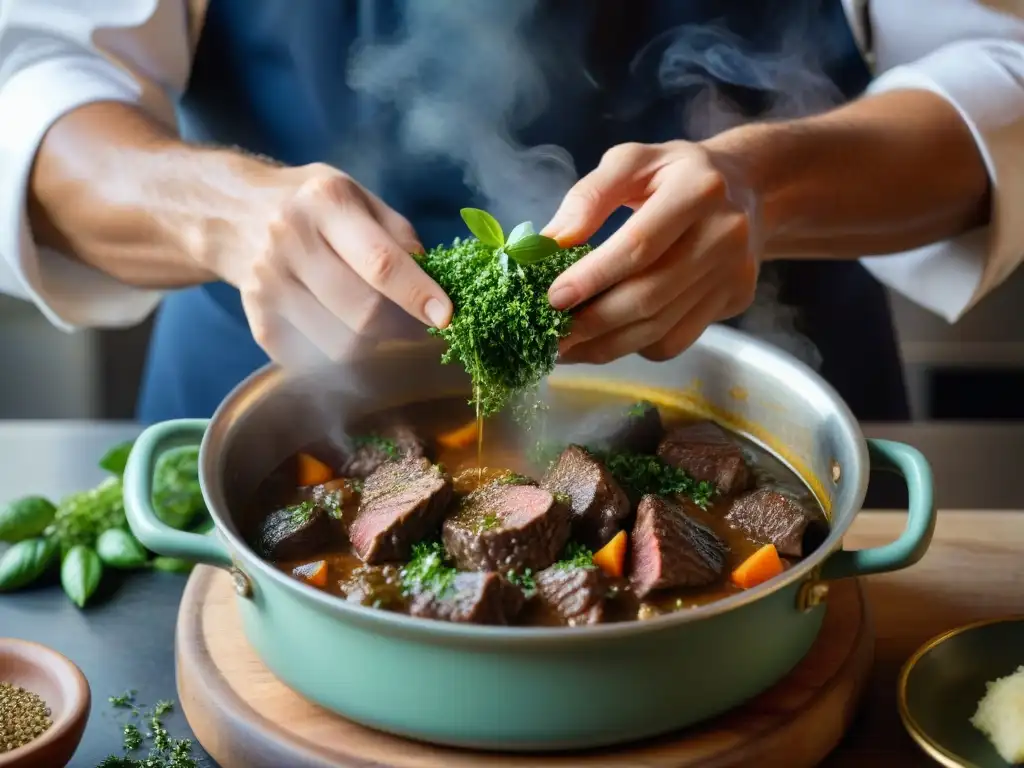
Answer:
[
  {"left": 0, "top": 537, "right": 58, "bottom": 591},
  {"left": 504, "top": 233, "right": 562, "bottom": 265},
  {"left": 505, "top": 221, "right": 536, "bottom": 247},
  {"left": 151, "top": 556, "right": 194, "bottom": 574},
  {"left": 460, "top": 208, "right": 504, "bottom": 249},
  {"left": 96, "top": 528, "right": 148, "bottom": 569},
  {"left": 0, "top": 496, "right": 56, "bottom": 543},
  {"left": 61, "top": 545, "right": 103, "bottom": 608},
  {"left": 99, "top": 440, "right": 135, "bottom": 477}
]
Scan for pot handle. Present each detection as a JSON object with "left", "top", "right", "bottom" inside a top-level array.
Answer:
[
  {"left": 821, "top": 439, "right": 936, "bottom": 580},
  {"left": 124, "top": 419, "right": 233, "bottom": 569}
]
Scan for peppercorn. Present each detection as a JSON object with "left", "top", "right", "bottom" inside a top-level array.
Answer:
[{"left": 0, "top": 681, "right": 53, "bottom": 753}]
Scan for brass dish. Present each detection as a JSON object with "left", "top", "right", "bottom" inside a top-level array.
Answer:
[{"left": 898, "top": 617, "right": 1024, "bottom": 768}]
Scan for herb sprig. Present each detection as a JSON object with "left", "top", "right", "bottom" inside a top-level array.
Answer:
[
  {"left": 99, "top": 693, "right": 197, "bottom": 768},
  {"left": 417, "top": 208, "right": 591, "bottom": 418}
]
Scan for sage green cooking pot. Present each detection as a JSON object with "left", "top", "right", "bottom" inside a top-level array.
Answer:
[{"left": 123, "top": 324, "right": 935, "bottom": 751}]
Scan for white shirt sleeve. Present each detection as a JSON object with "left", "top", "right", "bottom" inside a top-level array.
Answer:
[
  {"left": 0, "top": 0, "right": 195, "bottom": 330},
  {"left": 845, "top": 0, "right": 1024, "bottom": 323}
]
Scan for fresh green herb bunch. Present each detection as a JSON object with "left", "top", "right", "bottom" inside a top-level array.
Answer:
[{"left": 417, "top": 208, "right": 591, "bottom": 418}]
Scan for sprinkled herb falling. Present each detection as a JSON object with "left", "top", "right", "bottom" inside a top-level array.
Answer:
[{"left": 416, "top": 208, "right": 591, "bottom": 419}]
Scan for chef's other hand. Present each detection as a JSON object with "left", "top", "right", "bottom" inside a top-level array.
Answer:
[
  {"left": 543, "top": 141, "right": 758, "bottom": 364},
  {"left": 213, "top": 163, "right": 452, "bottom": 365}
]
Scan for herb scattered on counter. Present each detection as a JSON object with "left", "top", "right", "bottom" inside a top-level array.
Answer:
[
  {"left": 0, "top": 438, "right": 209, "bottom": 607},
  {"left": 506, "top": 567, "right": 536, "bottom": 596},
  {"left": 416, "top": 208, "right": 591, "bottom": 419},
  {"left": 98, "top": 694, "right": 197, "bottom": 768},
  {"left": 555, "top": 541, "right": 595, "bottom": 570},
  {"left": 0, "top": 681, "right": 53, "bottom": 753},
  {"left": 400, "top": 540, "right": 457, "bottom": 597}
]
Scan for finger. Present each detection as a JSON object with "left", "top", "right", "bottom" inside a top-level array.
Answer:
[
  {"left": 560, "top": 267, "right": 722, "bottom": 365},
  {"left": 639, "top": 290, "right": 730, "bottom": 363},
  {"left": 560, "top": 232, "right": 720, "bottom": 352},
  {"left": 360, "top": 188, "right": 425, "bottom": 254},
  {"left": 542, "top": 143, "right": 657, "bottom": 246},
  {"left": 316, "top": 204, "right": 452, "bottom": 329},
  {"left": 548, "top": 171, "right": 726, "bottom": 311}
]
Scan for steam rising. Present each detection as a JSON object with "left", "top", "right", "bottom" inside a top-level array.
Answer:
[{"left": 336, "top": 3, "right": 848, "bottom": 370}]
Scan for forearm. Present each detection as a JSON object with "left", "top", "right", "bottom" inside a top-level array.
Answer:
[
  {"left": 28, "top": 101, "right": 280, "bottom": 288},
  {"left": 705, "top": 89, "right": 991, "bottom": 260}
]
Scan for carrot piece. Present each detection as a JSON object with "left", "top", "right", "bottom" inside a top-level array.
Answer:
[
  {"left": 730, "top": 544, "right": 784, "bottom": 590},
  {"left": 292, "top": 560, "right": 328, "bottom": 588},
  {"left": 296, "top": 452, "right": 333, "bottom": 486},
  {"left": 592, "top": 530, "right": 628, "bottom": 578},
  {"left": 437, "top": 419, "right": 480, "bottom": 450}
]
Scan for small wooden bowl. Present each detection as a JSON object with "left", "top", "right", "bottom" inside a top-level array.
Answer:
[
  {"left": 0, "top": 639, "right": 90, "bottom": 768},
  {"left": 898, "top": 617, "right": 1024, "bottom": 768}
]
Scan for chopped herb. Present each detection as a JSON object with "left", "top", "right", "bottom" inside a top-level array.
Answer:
[
  {"left": 287, "top": 501, "right": 315, "bottom": 525},
  {"left": 400, "top": 541, "right": 457, "bottom": 597},
  {"left": 351, "top": 479, "right": 365, "bottom": 494},
  {"left": 99, "top": 694, "right": 197, "bottom": 768},
  {"left": 555, "top": 541, "right": 595, "bottom": 570},
  {"left": 506, "top": 568, "right": 536, "bottom": 596},
  {"left": 596, "top": 450, "right": 716, "bottom": 507},
  {"left": 109, "top": 690, "right": 136, "bottom": 708},
  {"left": 417, "top": 213, "right": 591, "bottom": 419},
  {"left": 553, "top": 492, "right": 572, "bottom": 507},
  {"left": 497, "top": 471, "right": 533, "bottom": 486},
  {"left": 480, "top": 513, "right": 500, "bottom": 531},
  {"left": 627, "top": 400, "right": 653, "bottom": 417},
  {"left": 352, "top": 435, "right": 399, "bottom": 459},
  {"left": 122, "top": 722, "right": 143, "bottom": 750}
]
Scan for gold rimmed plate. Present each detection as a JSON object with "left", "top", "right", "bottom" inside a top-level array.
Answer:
[{"left": 899, "top": 617, "right": 1024, "bottom": 767}]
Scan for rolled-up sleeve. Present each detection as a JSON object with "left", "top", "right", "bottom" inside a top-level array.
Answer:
[
  {"left": 0, "top": 0, "right": 193, "bottom": 330},
  {"left": 852, "top": 1, "right": 1024, "bottom": 323}
]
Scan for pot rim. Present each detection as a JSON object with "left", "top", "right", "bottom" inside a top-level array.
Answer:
[{"left": 201, "top": 324, "right": 868, "bottom": 642}]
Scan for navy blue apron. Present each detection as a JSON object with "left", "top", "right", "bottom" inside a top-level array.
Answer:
[{"left": 137, "top": 0, "right": 909, "bottom": 423}]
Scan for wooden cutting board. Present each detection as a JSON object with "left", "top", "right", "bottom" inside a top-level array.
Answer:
[{"left": 176, "top": 567, "right": 873, "bottom": 768}]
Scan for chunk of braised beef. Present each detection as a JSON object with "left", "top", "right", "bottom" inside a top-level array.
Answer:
[
  {"left": 724, "top": 487, "right": 829, "bottom": 558},
  {"left": 580, "top": 400, "right": 664, "bottom": 455},
  {"left": 340, "top": 564, "right": 407, "bottom": 610},
  {"left": 408, "top": 571, "right": 511, "bottom": 625},
  {"left": 256, "top": 501, "right": 329, "bottom": 560},
  {"left": 442, "top": 483, "right": 570, "bottom": 572},
  {"left": 541, "top": 445, "right": 630, "bottom": 549},
  {"left": 629, "top": 495, "right": 727, "bottom": 599},
  {"left": 535, "top": 564, "right": 608, "bottom": 626},
  {"left": 341, "top": 425, "right": 427, "bottom": 479},
  {"left": 657, "top": 421, "right": 752, "bottom": 494},
  {"left": 348, "top": 457, "right": 453, "bottom": 564}
]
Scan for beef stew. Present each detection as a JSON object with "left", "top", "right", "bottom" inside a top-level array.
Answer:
[{"left": 245, "top": 389, "right": 828, "bottom": 627}]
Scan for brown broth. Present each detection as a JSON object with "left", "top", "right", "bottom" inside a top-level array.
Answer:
[{"left": 252, "top": 388, "right": 823, "bottom": 625}]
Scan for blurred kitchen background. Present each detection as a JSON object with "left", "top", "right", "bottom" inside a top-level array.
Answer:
[{"left": 2, "top": 273, "right": 1024, "bottom": 421}]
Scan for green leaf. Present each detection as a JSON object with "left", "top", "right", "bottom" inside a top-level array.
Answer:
[
  {"left": 61, "top": 545, "right": 103, "bottom": 608},
  {"left": 504, "top": 233, "right": 562, "bottom": 265},
  {"left": 152, "top": 446, "right": 206, "bottom": 530},
  {"left": 0, "top": 496, "right": 56, "bottom": 543},
  {"left": 505, "top": 221, "right": 536, "bottom": 247},
  {"left": 99, "top": 440, "right": 135, "bottom": 477},
  {"left": 0, "top": 537, "right": 58, "bottom": 591},
  {"left": 96, "top": 528, "right": 148, "bottom": 569},
  {"left": 459, "top": 208, "right": 504, "bottom": 249},
  {"left": 150, "top": 556, "right": 194, "bottom": 574}
]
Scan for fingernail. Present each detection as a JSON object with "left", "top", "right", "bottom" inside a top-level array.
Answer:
[
  {"left": 425, "top": 297, "right": 450, "bottom": 328},
  {"left": 549, "top": 285, "right": 578, "bottom": 311}
]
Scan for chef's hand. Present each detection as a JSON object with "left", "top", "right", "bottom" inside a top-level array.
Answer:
[
  {"left": 217, "top": 163, "right": 452, "bottom": 366},
  {"left": 543, "top": 141, "right": 759, "bottom": 364}
]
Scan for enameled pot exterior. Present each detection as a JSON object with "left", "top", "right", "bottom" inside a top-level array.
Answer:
[{"left": 124, "top": 325, "right": 935, "bottom": 750}]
